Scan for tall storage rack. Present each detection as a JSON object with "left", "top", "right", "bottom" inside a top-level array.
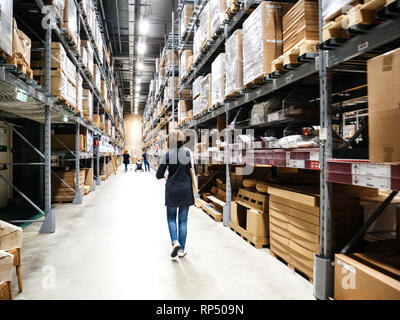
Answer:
[
  {"left": 0, "top": 0, "right": 125, "bottom": 233},
  {"left": 142, "top": 0, "right": 400, "bottom": 299}
]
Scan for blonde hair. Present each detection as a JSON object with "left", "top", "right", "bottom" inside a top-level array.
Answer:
[{"left": 168, "top": 130, "right": 185, "bottom": 149}]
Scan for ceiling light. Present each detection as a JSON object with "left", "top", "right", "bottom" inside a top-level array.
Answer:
[
  {"left": 136, "top": 85, "right": 141, "bottom": 91},
  {"left": 137, "top": 62, "right": 144, "bottom": 70},
  {"left": 140, "top": 19, "right": 150, "bottom": 34},
  {"left": 136, "top": 77, "right": 141, "bottom": 83},
  {"left": 137, "top": 42, "right": 146, "bottom": 55}
]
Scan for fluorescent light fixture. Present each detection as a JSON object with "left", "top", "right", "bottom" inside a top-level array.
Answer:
[
  {"left": 140, "top": 19, "right": 150, "bottom": 34},
  {"left": 137, "top": 42, "right": 146, "bottom": 55},
  {"left": 136, "top": 85, "right": 141, "bottom": 91},
  {"left": 137, "top": 62, "right": 144, "bottom": 70}
]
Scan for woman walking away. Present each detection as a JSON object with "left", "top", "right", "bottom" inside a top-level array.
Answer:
[
  {"left": 156, "top": 130, "right": 196, "bottom": 258},
  {"left": 123, "top": 150, "right": 130, "bottom": 173}
]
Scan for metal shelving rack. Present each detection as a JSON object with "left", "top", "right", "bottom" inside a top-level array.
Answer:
[
  {"left": 0, "top": 0, "right": 125, "bottom": 233},
  {"left": 142, "top": 0, "right": 400, "bottom": 299}
]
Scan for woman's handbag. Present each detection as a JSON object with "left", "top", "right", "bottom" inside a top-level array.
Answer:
[{"left": 188, "top": 150, "right": 198, "bottom": 196}]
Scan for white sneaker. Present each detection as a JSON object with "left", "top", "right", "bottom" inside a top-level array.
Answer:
[
  {"left": 178, "top": 250, "right": 187, "bottom": 258},
  {"left": 171, "top": 241, "right": 180, "bottom": 258}
]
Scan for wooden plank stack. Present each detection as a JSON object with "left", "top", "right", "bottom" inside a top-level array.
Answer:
[
  {"left": 268, "top": 186, "right": 363, "bottom": 282},
  {"left": 282, "top": 0, "right": 319, "bottom": 54}
]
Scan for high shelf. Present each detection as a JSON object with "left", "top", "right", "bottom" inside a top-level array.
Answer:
[{"left": 0, "top": 0, "right": 125, "bottom": 233}]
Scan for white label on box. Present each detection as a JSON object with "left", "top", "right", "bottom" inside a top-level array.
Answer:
[
  {"left": 352, "top": 164, "right": 391, "bottom": 178},
  {"left": 337, "top": 259, "right": 356, "bottom": 274},
  {"left": 287, "top": 160, "right": 305, "bottom": 169},
  {"left": 286, "top": 152, "right": 290, "bottom": 160},
  {"left": 352, "top": 175, "right": 391, "bottom": 190},
  {"left": 310, "top": 151, "right": 319, "bottom": 161}
]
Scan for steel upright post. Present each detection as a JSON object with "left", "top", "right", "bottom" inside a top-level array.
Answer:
[
  {"left": 40, "top": 27, "right": 55, "bottom": 234},
  {"left": 73, "top": 123, "right": 83, "bottom": 204},
  {"left": 314, "top": 0, "right": 334, "bottom": 300},
  {"left": 223, "top": 109, "right": 231, "bottom": 227}
]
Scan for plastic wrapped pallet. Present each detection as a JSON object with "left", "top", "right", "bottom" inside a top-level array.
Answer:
[
  {"left": 67, "top": 79, "right": 76, "bottom": 108},
  {"left": 193, "top": 28, "right": 201, "bottom": 61},
  {"left": 82, "top": 89, "right": 93, "bottom": 121},
  {"left": 193, "top": 76, "right": 203, "bottom": 100},
  {"left": 101, "top": 80, "right": 107, "bottom": 101},
  {"left": 181, "top": 4, "right": 194, "bottom": 37},
  {"left": 200, "top": 74, "right": 212, "bottom": 113},
  {"left": 209, "top": 0, "right": 226, "bottom": 37},
  {"left": 211, "top": 53, "right": 226, "bottom": 107},
  {"left": 225, "top": 29, "right": 243, "bottom": 98},
  {"left": 243, "top": 2, "right": 292, "bottom": 86},
  {"left": 94, "top": 64, "right": 101, "bottom": 92},
  {"left": 12, "top": 19, "right": 32, "bottom": 66},
  {"left": 321, "top": 0, "right": 356, "bottom": 21},
  {"left": 81, "top": 40, "right": 94, "bottom": 76},
  {"left": 180, "top": 50, "right": 193, "bottom": 79},
  {"left": 76, "top": 73, "right": 83, "bottom": 114},
  {"left": 0, "top": 0, "right": 13, "bottom": 57},
  {"left": 282, "top": 0, "right": 319, "bottom": 53},
  {"left": 167, "top": 50, "right": 178, "bottom": 68},
  {"left": 64, "top": 53, "right": 77, "bottom": 86},
  {"left": 198, "top": 2, "right": 211, "bottom": 53},
  {"left": 81, "top": 45, "right": 88, "bottom": 69},
  {"left": 63, "top": 0, "right": 78, "bottom": 46},
  {"left": 50, "top": 70, "right": 68, "bottom": 101},
  {"left": 179, "top": 100, "right": 193, "bottom": 122},
  {"left": 193, "top": 97, "right": 201, "bottom": 117}
]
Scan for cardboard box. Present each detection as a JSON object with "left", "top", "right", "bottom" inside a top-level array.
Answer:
[
  {"left": 200, "top": 74, "right": 212, "bottom": 112},
  {"left": 12, "top": 19, "right": 32, "bottom": 66},
  {"left": 93, "top": 114, "right": 100, "bottom": 128},
  {"left": 243, "top": 2, "right": 293, "bottom": 85},
  {"left": 180, "top": 4, "right": 194, "bottom": 37},
  {"left": 0, "top": 0, "right": 13, "bottom": 57},
  {"left": 52, "top": 134, "right": 86, "bottom": 151},
  {"left": 246, "top": 209, "right": 269, "bottom": 237},
  {"left": 368, "top": 48, "right": 400, "bottom": 163},
  {"left": 209, "top": 0, "right": 226, "bottom": 37},
  {"left": 282, "top": 0, "right": 319, "bottom": 53},
  {"left": 334, "top": 253, "right": 400, "bottom": 300}
]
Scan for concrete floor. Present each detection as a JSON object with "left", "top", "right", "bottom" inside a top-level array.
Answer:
[{"left": 13, "top": 168, "right": 314, "bottom": 300}]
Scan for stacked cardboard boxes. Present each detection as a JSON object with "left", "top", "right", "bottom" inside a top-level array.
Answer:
[
  {"left": 83, "top": 89, "right": 93, "bottom": 122},
  {"left": 282, "top": 0, "right": 319, "bottom": 53},
  {"left": 209, "top": 0, "right": 226, "bottom": 38},
  {"left": 199, "top": 74, "right": 212, "bottom": 114},
  {"left": 242, "top": 2, "right": 293, "bottom": 86},
  {"left": 51, "top": 169, "right": 85, "bottom": 203},
  {"left": 268, "top": 186, "right": 363, "bottom": 280},
  {"left": 180, "top": 4, "right": 194, "bottom": 37}
]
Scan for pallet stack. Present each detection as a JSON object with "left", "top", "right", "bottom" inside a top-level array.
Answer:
[
  {"left": 272, "top": 0, "right": 319, "bottom": 72},
  {"left": 211, "top": 53, "right": 226, "bottom": 107}
]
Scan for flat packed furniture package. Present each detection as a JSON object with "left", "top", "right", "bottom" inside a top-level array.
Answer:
[{"left": 0, "top": 220, "right": 23, "bottom": 293}]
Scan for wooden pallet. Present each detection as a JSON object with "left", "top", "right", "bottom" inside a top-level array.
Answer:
[
  {"left": 243, "top": 73, "right": 269, "bottom": 89},
  {"left": 271, "top": 40, "right": 319, "bottom": 72},
  {"left": 0, "top": 50, "right": 34, "bottom": 80},
  {"left": 230, "top": 221, "right": 269, "bottom": 249},
  {"left": 322, "top": 0, "right": 396, "bottom": 42},
  {"left": 270, "top": 249, "right": 314, "bottom": 284},
  {"left": 225, "top": 88, "right": 242, "bottom": 100},
  {"left": 236, "top": 188, "right": 268, "bottom": 212},
  {"left": 195, "top": 198, "right": 223, "bottom": 222}
]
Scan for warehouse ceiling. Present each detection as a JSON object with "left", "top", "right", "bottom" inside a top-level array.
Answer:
[{"left": 99, "top": 0, "right": 178, "bottom": 115}]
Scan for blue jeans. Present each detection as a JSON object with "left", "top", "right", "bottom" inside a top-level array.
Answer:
[
  {"left": 166, "top": 207, "right": 189, "bottom": 251},
  {"left": 144, "top": 159, "right": 150, "bottom": 171},
  {"left": 124, "top": 163, "right": 128, "bottom": 171}
]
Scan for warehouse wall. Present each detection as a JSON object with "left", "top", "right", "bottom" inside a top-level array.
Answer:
[{"left": 124, "top": 114, "right": 143, "bottom": 161}]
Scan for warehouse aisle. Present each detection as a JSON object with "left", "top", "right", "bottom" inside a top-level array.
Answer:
[{"left": 15, "top": 168, "right": 314, "bottom": 300}]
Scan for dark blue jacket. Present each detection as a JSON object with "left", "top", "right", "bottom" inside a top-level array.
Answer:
[{"left": 156, "top": 148, "right": 196, "bottom": 208}]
